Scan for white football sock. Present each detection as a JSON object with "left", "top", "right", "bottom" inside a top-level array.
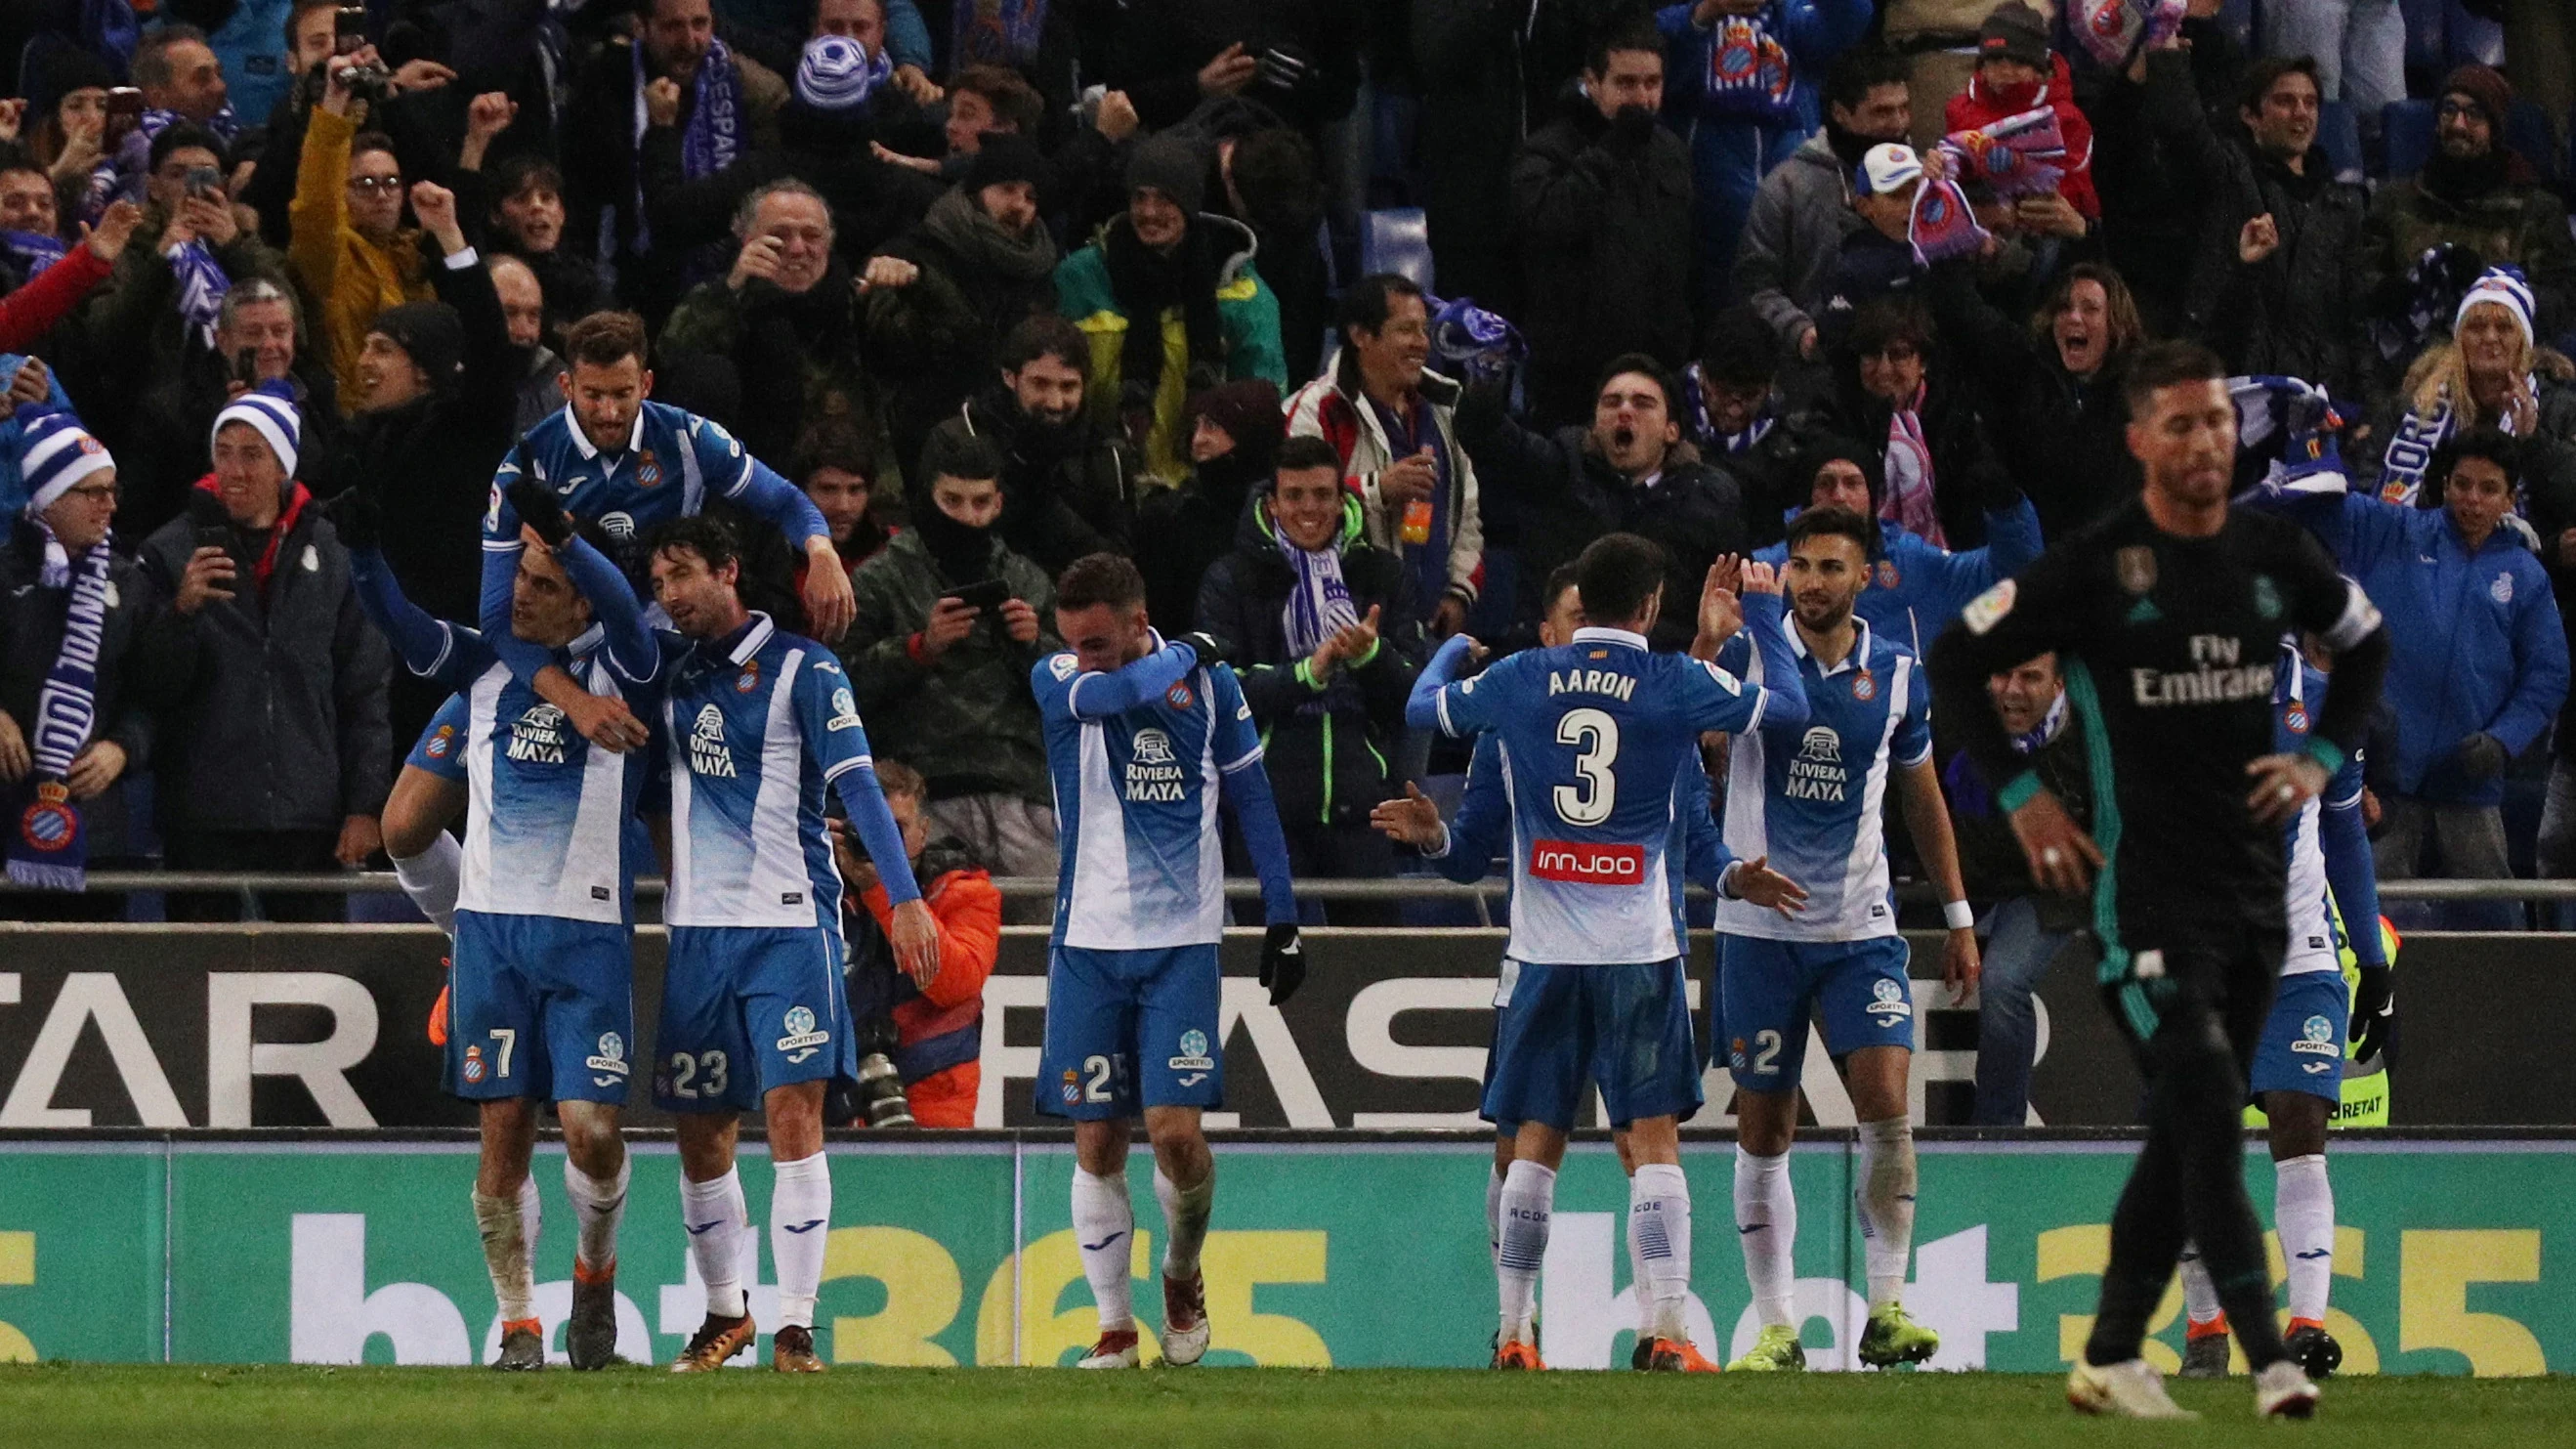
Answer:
[
  {"left": 1496, "top": 1159, "right": 1555, "bottom": 1345},
  {"left": 1072, "top": 1169, "right": 1136, "bottom": 1331},
  {"left": 1154, "top": 1167, "right": 1214, "bottom": 1281},
  {"left": 1855, "top": 1116, "right": 1918, "bottom": 1310},
  {"left": 1486, "top": 1165, "right": 1505, "bottom": 1270},
  {"left": 565, "top": 1155, "right": 628, "bottom": 1274},
  {"left": 1733, "top": 1146, "right": 1795, "bottom": 1329},
  {"left": 473, "top": 1186, "right": 535, "bottom": 1323},
  {"left": 680, "top": 1169, "right": 748, "bottom": 1319},
  {"left": 1627, "top": 1182, "right": 1654, "bottom": 1337},
  {"left": 2177, "top": 1243, "right": 2222, "bottom": 1327},
  {"left": 2275, "top": 1154, "right": 2335, "bottom": 1324},
  {"left": 517, "top": 1173, "right": 541, "bottom": 1265},
  {"left": 392, "top": 831, "right": 461, "bottom": 936},
  {"left": 1629, "top": 1163, "right": 1692, "bottom": 1342},
  {"left": 770, "top": 1152, "right": 832, "bottom": 1329}
]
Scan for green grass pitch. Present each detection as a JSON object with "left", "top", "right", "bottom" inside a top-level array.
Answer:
[{"left": 1, "top": 1366, "right": 2568, "bottom": 1448}]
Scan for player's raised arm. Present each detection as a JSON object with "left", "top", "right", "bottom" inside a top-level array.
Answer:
[
  {"left": 330, "top": 490, "right": 487, "bottom": 689},
  {"left": 1053, "top": 630, "right": 1216, "bottom": 721},
  {"left": 803, "top": 657, "right": 942, "bottom": 986},
  {"left": 1688, "top": 561, "right": 1804, "bottom": 735},
  {"left": 2319, "top": 752, "right": 2394, "bottom": 1058},
  {"left": 1405, "top": 632, "right": 1488, "bottom": 734},
  {"left": 511, "top": 480, "right": 660, "bottom": 686},
  {"left": 706, "top": 417, "right": 847, "bottom": 642},
  {"left": 478, "top": 447, "right": 559, "bottom": 689}
]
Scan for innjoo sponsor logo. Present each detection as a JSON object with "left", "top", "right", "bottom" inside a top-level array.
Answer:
[{"left": 1528, "top": 839, "right": 1644, "bottom": 885}]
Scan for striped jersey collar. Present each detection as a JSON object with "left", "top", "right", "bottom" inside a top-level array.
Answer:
[
  {"left": 1570, "top": 625, "right": 1647, "bottom": 652},
  {"left": 724, "top": 611, "right": 776, "bottom": 665}
]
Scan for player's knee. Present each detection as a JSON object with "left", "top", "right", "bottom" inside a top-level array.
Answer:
[
  {"left": 2264, "top": 1093, "right": 2331, "bottom": 1159},
  {"left": 1733, "top": 1090, "right": 1797, "bottom": 1156}
]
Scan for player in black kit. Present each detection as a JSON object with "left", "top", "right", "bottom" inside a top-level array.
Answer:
[{"left": 1929, "top": 343, "right": 2389, "bottom": 1422}]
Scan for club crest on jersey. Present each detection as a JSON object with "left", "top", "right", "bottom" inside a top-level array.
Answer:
[
  {"left": 735, "top": 660, "right": 761, "bottom": 694},
  {"left": 635, "top": 449, "right": 661, "bottom": 488},
  {"left": 426, "top": 725, "right": 455, "bottom": 759},
  {"left": 462, "top": 1044, "right": 485, "bottom": 1084},
  {"left": 2116, "top": 545, "right": 2157, "bottom": 595},
  {"left": 2493, "top": 572, "right": 2515, "bottom": 605},
  {"left": 507, "top": 703, "right": 570, "bottom": 764},
  {"left": 690, "top": 703, "right": 738, "bottom": 778},
  {"left": 778, "top": 1004, "right": 829, "bottom": 1061},
  {"left": 1789, "top": 727, "right": 1847, "bottom": 802},
  {"left": 827, "top": 687, "right": 862, "bottom": 731},
  {"left": 586, "top": 1032, "right": 629, "bottom": 1075},
  {"left": 1529, "top": 838, "right": 1644, "bottom": 884},
  {"left": 1166, "top": 679, "right": 1195, "bottom": 709},
  {"left": 2295, "top": 1014, "right": 2340, "bottom": 1054},
  {"left": 1168, "top": 1028, "right": 1214, "bottom": 1072},
  {"left": 1867, "top": 977, "right": 1912, "bottom": 1022},
  {"left": 2284, "top": 703, "right": 2309, "bottom": 735},
  {"left": 1061, "top": 1068, "right": 1081, "bottom": 1105},
  {"left": 1851, "top": 669, "right": 1876, "bottom": 701},
  {"left": 1876, "top": 560, "right": 1900, "bottom": 590},
  {"left": 1124, "top": 728, "right": 1186, "bottom": 801}
]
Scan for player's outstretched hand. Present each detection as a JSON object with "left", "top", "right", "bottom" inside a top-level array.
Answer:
[
  {"left": 2009, "top": 788, "right": 2103, "bottom": 896},
  {"left": 1261, "top": 922, "right": 1304, "bottom": 1005},
  {"left": 2245, "top": 750, "right": 2328, "bottom": 828},
  {"left": 1738, "top": 558, "right": 1781, "bottom": 595},
  {"left": 890, "top": 898, "right": 943, "bottom": 989},
  {"left": 1943, "top": 923, "right": 1982, "bottom": 1002},
  {"left": 2350, "top": 964, "right": 2395, "bottom": 1064},
  {"left": 1175, "top": 631, "right": 1227, "bottom": 665},
  {"left": 505, "top": 480, "right": 570, "bottom": 548},
  {"left": 800, "top": 539, "right": 856, "bottom": 642},
  {"left": 1695, "top": 558, "right": 1744, "bottom": 658},
  {"left": 1729, "top": 854, "right": 1808, "bottom": 915},
  {"left": 1370, "top": 782, "right": 1446, "bottom": 849}
]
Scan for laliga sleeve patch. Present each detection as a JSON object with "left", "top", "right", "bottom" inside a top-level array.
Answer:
[
  {"left": 1048, "top": 654, "right": 1077, "bottom": 680},
  {"left": 1962, "top": 578, "right": 2017, "bottom": 635},
  {"left": 1698, "top": 660, "right": 1743, "bottom": 695}
]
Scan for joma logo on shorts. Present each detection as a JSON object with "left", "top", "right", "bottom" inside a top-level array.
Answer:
[{"left": 1529, "top": 840, "right": 1644, "bottom": 884}]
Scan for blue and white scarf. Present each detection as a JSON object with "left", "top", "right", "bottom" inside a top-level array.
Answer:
[
  {"left": 1277, "top": 525, "right": 1359, "bottom": 661},
  {"left": 0, "top": 231, "right": 65, "bottom": 283},
  {"left": 631, "top": 35, "right": 742, "bottom": 256},
  {"left": 6, "top": 525, "right": 111, "bottom": 891},
  {"left": 165, "top": 235, "right": 232, "bottom": 351},
  {"left": 2376, "top": 374, "right": 2535, "bottom": 507}
]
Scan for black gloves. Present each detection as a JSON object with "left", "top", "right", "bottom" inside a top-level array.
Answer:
[
  {"left": 2452, "top": 732, "right": 2508, "bottom": 781},
  {"left": 1175, "top": 631, "right": 1226, "bottom": 666},
  {"left": 506, "top": 479, "right": 573, "bottom": 549},
  {"left": 319, "top": 489, "right": 381, "bottom": 550},
  {"left": 1260, "top": 922, "right": 1304, "bottom": 1006},
  {"left": 2350, "top": 964, "right": 2395, "bottom": 1064}
]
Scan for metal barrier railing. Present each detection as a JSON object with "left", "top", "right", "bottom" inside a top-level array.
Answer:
[{"left": 14, "top": 871, "right": 2576, "bottom": 902}]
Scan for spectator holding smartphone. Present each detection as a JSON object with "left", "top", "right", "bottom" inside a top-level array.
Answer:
[{"left": 844, "top": 418, "right": 1062, "bottom": 897}]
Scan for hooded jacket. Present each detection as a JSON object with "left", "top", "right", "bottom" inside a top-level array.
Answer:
[
  {"left": 842, "top": 525, "right": 1059, "bottom": 804},
  {"left": 2259, "top": 489, "right": 2569, "bottom": 807},
  {"left": 136, "top": 485, "right": 392, "bottom": 834},
  {"left": 1453, "top": 386, "right": 1746, "bottom": 652},
  {"left": 1193, "top": 491, "right": 1422, "bottom": 831},
  {"left": 1283, "top": 355, "right": 1484, "bottom": 613},
  {"left": 844, "top": 836, "right": 1000, "bottom": 1121},
  {"left": 1054, "top": 211, "right": 1288, "bottom": 482},
  {"left": 1944, "top": 51, "right": 2100, "bottom": 220},
  {"left": 1735, "top": 130, "right": 1873, "bottom": 356}
]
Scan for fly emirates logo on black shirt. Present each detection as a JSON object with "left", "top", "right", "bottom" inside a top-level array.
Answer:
[{"left": 2132, "top": 633, "right": 2274, "bottom": 706}]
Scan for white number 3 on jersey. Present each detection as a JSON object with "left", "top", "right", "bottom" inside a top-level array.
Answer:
[{"left": 1552, "top": 707, "right": 1620, "bottom": 826}]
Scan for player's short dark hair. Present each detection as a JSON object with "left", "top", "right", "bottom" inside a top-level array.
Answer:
[
  {"left": 1541, "top": 562, "right": 1583, "bottom": 618},
  {"left": 1272, "top": 434, "right": 1342, "bottom": 481},
  {"left": 1340, "top": 272, "right": 1425, "bottom": 344},
  {"left": 1586, "top": 12, "right": 1665, "bottom": 74},
  {"left": 1056, "top": 552, "right": 1147, "bottom": 612},
  {"left": 1574, "top": 532, "right": 1668, "bottom": 626},
  {"left": 920, "top": 417, "right": 1003, "bottom": 486},
  {"left": 649, "top": 513, "right": 740, "bottom": 574},
  {"left": 999, "top": 313, "right": 1089, "bottom": 379},
  {"left": 1787, "top": 505, "right": 1877, "bottom": 559},
  {"left": 1699, "top": 305, "right": 1777, "bottom": 387},
  {"left": 1825, "top": 47, "right": 1910, "bottom": 115},
  {"left": 1594, "top": 353, "right": 1679, "bottom": 414},
  {"left": 564, "top": 310, "right": 649, "bottom": 369},
  {"left": 2121, "top": 339, "right": 2227, "bottom": 415},
  {"left": 2240, "top": 55, "right": 2322, "bottom": 117},
  {"left": 2433, "top": 426, "right": 2521, "bottom": 489}
]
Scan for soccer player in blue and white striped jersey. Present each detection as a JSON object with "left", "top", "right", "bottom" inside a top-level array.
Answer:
[{"left": 1031, "top": 553, "right": 1301, "bottom": 1370}]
